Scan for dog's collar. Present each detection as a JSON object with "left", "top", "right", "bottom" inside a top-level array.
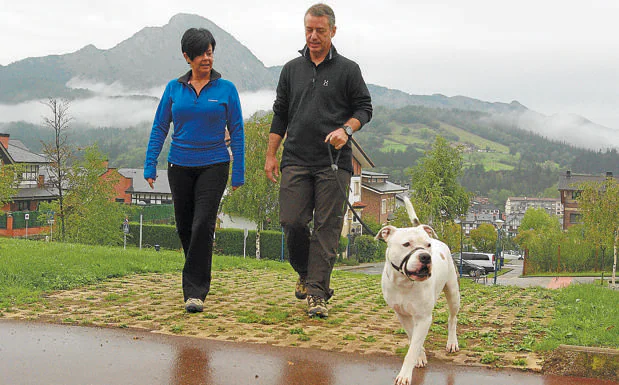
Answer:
[{"left": 391, "top": 251, "right": 413, "bottom": 276}]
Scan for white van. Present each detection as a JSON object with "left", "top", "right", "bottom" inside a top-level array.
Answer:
[{"left": 452, "top": 252, "right": 495, "bottom": 273}]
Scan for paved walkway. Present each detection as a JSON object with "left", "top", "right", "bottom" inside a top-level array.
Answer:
[{"left": 1, "top": 320, "right": 615, "bottom": 385}]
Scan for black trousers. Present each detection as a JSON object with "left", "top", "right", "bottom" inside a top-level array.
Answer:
[
  {"left": 168, "top": 162, "right": 229, "bottom": 302},
  {"left": 279, "top": 165, "right": 351, "bottom": 300}
]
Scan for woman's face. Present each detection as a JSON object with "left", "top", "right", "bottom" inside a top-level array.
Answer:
[{"left": 183, "top": 44, "right": 213, "bottom": 78}]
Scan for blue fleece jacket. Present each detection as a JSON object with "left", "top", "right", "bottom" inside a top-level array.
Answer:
[{"left": 144, "top": 69, "right": 245, "bottom": 186}]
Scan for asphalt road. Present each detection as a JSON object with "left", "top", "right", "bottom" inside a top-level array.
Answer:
[{"left": 1, "top": 320, "right": 616, "bottom": 385}]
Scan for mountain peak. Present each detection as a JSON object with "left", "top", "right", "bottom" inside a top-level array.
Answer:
[{"left": 168, "top": 13, "right": 212, "bottom": 26}]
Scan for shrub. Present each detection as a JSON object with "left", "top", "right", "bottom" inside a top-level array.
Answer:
[{"left": 354, "top": 235, "right": 384, "bottom": 263}]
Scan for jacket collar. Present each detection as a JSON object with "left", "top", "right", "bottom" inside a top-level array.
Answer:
[
  {"left": 177, "top": 68, "right": 222, "bottom": 85},
  {"left": 299, "top": 45, "right": 338, "bottom": 64}
]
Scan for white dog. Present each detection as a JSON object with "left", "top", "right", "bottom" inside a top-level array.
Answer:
[{"left": 376, "top": 197, "right": 460, "bottom": 385}]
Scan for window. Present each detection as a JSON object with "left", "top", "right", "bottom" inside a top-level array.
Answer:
[
  {"left": 570, "top": 213, "right": 582, "bottom": 224},
  {"left": 381, "top": 199, "right": 387, "bottom": 215},
  {"left": 20, "top": 164, "right": 38, "bottom": 182},
  {"left": 17, "top": 201, "right": 30, "bottom": 211},
  {"left": 132, "top": 193, "right": 172, "bottom": 205},
  {"left": 571, "top": 191, "right": 581, "bottom": 199}
]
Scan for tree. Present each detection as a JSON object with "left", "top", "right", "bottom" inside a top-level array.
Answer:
[
  {"left": 221, "top": 113, "right": 281, "bottom": 259},
  {"left": 408, "top": 136, "right": 470, "bottom": 229},
  {"left": 40, "top": 98, "right": 73, "bottom": 240},
  {"left": 470, "top": 223, "right": 497, "bottom": 252},
  {"left": 0, "top": 164, "right": 22, "bottom": 206},
  {"left": 519, "top": 207, "right": 561, "bottom": 233},
  {"left": 578, "top": 178, "right": 619, "bottom": 286},
  {"left": 515, "top": 208, "right": 562, "bottom": 273},
  {"left": 40, "top": 145, "right": 127, "bottom": 245}
]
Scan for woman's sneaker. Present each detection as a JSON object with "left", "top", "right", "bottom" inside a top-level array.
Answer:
[
  {"left": 185, "top": 298, "right": 204, "bottom": 313},
  {"left": 307, "top": 295, "right": 328, "bottom": 318},
  {"left": 295, "top": 276, "right": 307, "bottom": 300}
]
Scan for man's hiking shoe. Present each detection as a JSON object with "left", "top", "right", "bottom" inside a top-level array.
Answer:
[
  {"left": 185, "top": 298, "right": 204, "bottom": 313},
  {"left": 295, "top": 276, "right": 308, "bottom": 300},
  {"left": 307, "top": 295, "right": 328, "bottom": 318}
]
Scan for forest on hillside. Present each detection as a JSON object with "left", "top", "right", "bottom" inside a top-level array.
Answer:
[{"left": 3, "top": 103, "right": 618, "bottom": 206}]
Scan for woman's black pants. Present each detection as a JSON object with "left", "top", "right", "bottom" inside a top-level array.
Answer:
[{"left": 168, "top": 162, "right": 229, "bottom": 302}]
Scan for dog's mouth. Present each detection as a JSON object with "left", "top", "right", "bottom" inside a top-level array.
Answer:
[{"left": 405, "top": 265, "right": 432, "bottom": 281}]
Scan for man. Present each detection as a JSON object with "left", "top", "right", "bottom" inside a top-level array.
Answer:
[{"left": 265, "top": 3, "right": 372, "bottom": 318}]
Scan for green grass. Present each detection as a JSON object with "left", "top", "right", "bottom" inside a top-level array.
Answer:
[
  {"left": 537, "top": 284, "right": 619, "bottom": 351},
  {"left": 0, "top": 238, "right": 289, "bottom": 308},
  {"left": 1, "top": 237, "right": 618, "bottom": 354}
]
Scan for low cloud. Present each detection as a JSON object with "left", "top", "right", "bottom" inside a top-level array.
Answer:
[
  {"left": 485, "top": 111, "right": 619, "bottom": 151},
  {"left": 0, "top": 79, "right": 275, "bottom": 128}
]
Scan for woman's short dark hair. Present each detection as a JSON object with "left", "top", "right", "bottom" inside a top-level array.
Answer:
[{"left": 181, "top": 28, "right": 216, "bottom": 60}]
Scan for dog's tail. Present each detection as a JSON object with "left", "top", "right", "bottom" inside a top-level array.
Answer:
[{"left": 403, "top": 196, "right": 421, "bottom": 227}]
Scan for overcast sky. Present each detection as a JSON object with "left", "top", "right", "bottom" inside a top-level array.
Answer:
[{"left": 2, "top": 0, "right": 618, "bottom": 129}]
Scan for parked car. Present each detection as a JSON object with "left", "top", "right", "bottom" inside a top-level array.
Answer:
[
  {"left": 452, "top": 258, "right": 486, "bottom": 277},
  {"left": 452, "top": 252, "right": 495, "bottom": 273},
  {"left": 503, "top": 250, "right": 522, "bottom": 260}
]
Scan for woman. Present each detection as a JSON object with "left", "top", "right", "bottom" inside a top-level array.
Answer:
[{"left": 144, "top": 28, "right": 245, "bottom": 313}]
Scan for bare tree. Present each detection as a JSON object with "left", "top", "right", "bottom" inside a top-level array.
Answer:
[{"left": 41, "top": 98, "right": 73, "bottom": 240}]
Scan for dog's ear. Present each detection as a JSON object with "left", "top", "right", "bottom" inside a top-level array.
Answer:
[
  {"left": 421, "top": 225, "right": 438, "bottom": 239},
  {"left": 376, "top": 225, "right": 397, "bottom": 241}
]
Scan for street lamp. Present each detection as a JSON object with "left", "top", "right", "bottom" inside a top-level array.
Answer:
[
  {"left": 454, "top": 217, "right": 464, "bottom": 277},
  {"left": 493, "top": 218, "right": 505, "bottom": 285}
]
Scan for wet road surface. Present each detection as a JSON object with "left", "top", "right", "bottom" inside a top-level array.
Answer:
[{"left": 2, "top": 320, "right": 616, "bottom": 385}]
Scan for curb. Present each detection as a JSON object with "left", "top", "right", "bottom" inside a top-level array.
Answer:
[{"left": 542, "top": 344, "right": 619, "bottom": 381}]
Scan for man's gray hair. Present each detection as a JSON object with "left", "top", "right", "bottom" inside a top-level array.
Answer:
[{"left": 305, "top": 3, "right": 336, "bottom": 29}]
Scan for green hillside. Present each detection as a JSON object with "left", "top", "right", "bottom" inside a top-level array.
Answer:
[
  {"left": 3, "top": 103, "right": 618, "bottom": 206},
  {"left": 354, "top": 104, "right": 618, "bottom": 203}
]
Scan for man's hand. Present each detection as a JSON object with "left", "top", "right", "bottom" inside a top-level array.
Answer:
[
  {"left": 146, "top": 178, "right": 155, "bottom": 189},
  {"left": 325, "top": 127, "right": 350, "bottom": 150},
  {"left": 264, "top": 155, "right": 280, "bottom": 183}
]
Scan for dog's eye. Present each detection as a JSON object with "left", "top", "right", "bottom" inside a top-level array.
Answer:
[
  {"left": 427, "top": 243, "right": 431, "bottom": 248},
  {"left": 402, "top": 242, "right": 410, "bottom": 247}
]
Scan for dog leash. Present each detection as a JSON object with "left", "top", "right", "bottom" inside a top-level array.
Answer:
[{"left": 328, "top": 142, "right": 378, "bottom": 238}]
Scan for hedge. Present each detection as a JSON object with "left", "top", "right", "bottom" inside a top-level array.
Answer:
[
  {"left": 7, "top": 211, "right": 43, "bottom": 229},
  {"left": 125, "top": 223, "right": 353, "bottom": 262}
]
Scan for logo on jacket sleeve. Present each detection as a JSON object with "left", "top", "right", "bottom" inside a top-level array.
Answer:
[{"left": 323, "top": 80, "right": 329, "bottom": 87}]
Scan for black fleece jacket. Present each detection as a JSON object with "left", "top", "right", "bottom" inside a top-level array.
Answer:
[{"left": 270, "top": 46, "right": 373, "bottom": 172}]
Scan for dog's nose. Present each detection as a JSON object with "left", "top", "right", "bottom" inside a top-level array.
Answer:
[{"left": 419, "top": 253, "right": 431, "bottom": 265}]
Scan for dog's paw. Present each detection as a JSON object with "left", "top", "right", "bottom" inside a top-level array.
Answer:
[
  {"left": 413, "top": 350, "right": 427, "bottom": 367},
  {"left": 394, "top": 373, "right": 412, "bottom": 385},
  {"left": 446, "top": 341, "right": 459, "bottom": 353}
]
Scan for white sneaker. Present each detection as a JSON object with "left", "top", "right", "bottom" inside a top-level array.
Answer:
[{"left": 185, "top": 298, "right": 204, "bottom": 313}]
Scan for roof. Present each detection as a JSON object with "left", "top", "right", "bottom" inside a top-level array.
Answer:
[
  {"left": 7, "top": 139, "right": 47, "bottom": 164},
  {"left": 463, "top": 213, "right": 502, "bottom": 224},
  {"left": 351, "top": 138, "right": 374, "bottom": 169},
  {"left": 13, "top": 186, "right": 58, "bottom": 200},
  {"left": 118, "top": 168, "right": 172, "bottom": 194},
  {"left": 507, "top": 197, "right": 560, "bottom": 202},
  {"left": 362, "top": 171, "right": 389, "bottom": 178},
  {"left": 558, "top": 172, "right": 618, "bottom": 191},
  {"left": 363, "top": 180, "right": 408, "bottom": 194}
]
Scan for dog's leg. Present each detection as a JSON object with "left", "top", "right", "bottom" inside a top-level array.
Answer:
[
  {"left": 395, "top": 315, "right": 431, "bottom": 385},
  {"left": 443, "top": 280, "right": 460, "bottom": 353}
]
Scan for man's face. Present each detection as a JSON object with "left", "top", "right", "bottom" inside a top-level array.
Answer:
[{"left": 304, "top": 14, "right": 336, "bottom": 60}]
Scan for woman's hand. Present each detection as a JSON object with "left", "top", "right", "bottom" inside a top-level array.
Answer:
[{"left": 146, "top": 178, "right": 155, "bottom": 189}]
